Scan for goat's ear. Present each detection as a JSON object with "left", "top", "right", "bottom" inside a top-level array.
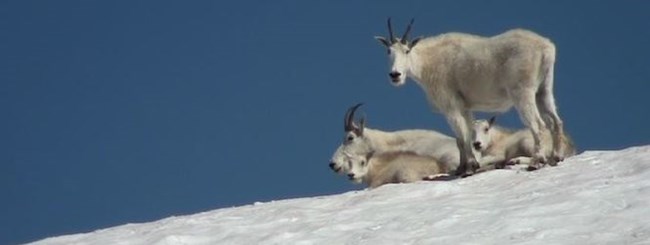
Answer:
[
  {"left": 488, "top": 116, "right": 496, "bottom": 126},
  {"left": 409, "top": 36, "right": 423, "bottom": 49},
  {"left": 355, "top": 116, "right": 365, "bottom": 136},
  {"left": 375, "top": 36, "right": 391, "bottom": 47}
]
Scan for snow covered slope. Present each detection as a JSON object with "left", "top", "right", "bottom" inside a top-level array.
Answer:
[{"left": 31, "top": 146, "right": 650, "bottom": 245}]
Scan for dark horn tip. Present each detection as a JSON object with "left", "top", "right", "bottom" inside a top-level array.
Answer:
[
  {"left": 401, "top": 18, "right": 416, "bottom": 41},
  {"left": 344, "top": 103, "right": 364, "bottom": 131},
  {"left": 387, "top": 17, "right": 395, "bottom": 43}
]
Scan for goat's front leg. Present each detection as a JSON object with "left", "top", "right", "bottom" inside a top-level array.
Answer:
[
  {"left": 507, "top": 156, "right": 533, "bottom": 166},
  {"left": 477, "top": 154, "right": 507, "bottom": 169},
  {"left": 445, "top": 110, "right": 479, "bottom": 176},
  {"left": 422, "top": 173, "right": 452, "bottom": 181}
]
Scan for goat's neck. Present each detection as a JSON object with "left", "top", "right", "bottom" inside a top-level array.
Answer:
[
  {"left": 363, "top": 157, "right": 387, "bottom": 187},
  {"left": 362, "top": 164, "right": 377, "bottom": 186},
  {"left": 407, "top": 39, "right": 451, "bottom": 87},
  {"left": 406, "top": 51, "right": 425, "bottom": 83},
  {"left": 364, "top": 128, "right": 408, "bottom": 152},
  {"left": 485, "top": 128, "right": 512, "bottom": 153}
]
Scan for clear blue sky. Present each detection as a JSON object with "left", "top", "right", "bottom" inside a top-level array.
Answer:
[{"left": 1, "top": 1, "right": 649, "bottom": 244}]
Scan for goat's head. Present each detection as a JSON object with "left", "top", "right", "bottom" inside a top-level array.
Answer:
[
  {"left": 329, "top": 103, "right": 372, "bottom": 174},
  {"left": 471, "top": 116, "right": 496, "bottom": 152},
  {"left": 346, "top": 152, "right": 373, "bottom": 184},
  {"left": 375, "top": 18, "right": 423, "bottom": 86}
]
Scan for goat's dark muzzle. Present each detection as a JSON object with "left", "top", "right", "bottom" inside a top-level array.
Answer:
[
  {"left": 473, "top": 142, "right": 482, "bottom": 151},
  {"left": 329, "top": 162, "right": 341, "bottom": 172},
  {"left": 389, "top": 71, "right": 402, "bottom": 83}
]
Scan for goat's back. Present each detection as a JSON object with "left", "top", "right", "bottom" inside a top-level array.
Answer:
[
  {"left": 489, "top": 127, "right": 577, "bottom": 161},
  {"left": 386, "top": 129, "right": 460, "bottom": 170},
  {"left": 370, "top": 151, "right": 447, "bottom": 185},
  {"left": 412, "top": 29, "right": 556, "bottom": 113}
]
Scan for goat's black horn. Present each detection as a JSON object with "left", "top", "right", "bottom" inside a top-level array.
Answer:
[
  {"left": 387, "top": 18, "right": 396, "bottom": 43},
  {"left": 344, "top": 103, "right": 364, "bottom": 131},
  {"left": 401, "top": 18, "right": 415, "bottom": 43}
]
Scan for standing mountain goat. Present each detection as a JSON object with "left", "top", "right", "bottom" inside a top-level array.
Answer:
[
  {"left": 472, "top": 117, "right": 576, "bottom": 170},
  {"left": 375, "top": 18, "right": 566, "bottom": 175},
  {"left": 347, "top": 151, "right": 449, "bottom": 189},
  {"left": 329, "top": 103, "right": 459, "bottom": 175}
]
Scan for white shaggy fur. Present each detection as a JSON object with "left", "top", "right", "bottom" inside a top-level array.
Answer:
[
  {"left": 472, "top": 117, "right": 576, "bottom": 170},
  {"left": 329, "top": 104, "right": 459, "bottom": 175},
  {"left": 347, "top": 151, "right": 449, "bottom": 189},
  {"left": 375, "top": 19, "right": 566, "bottom": 175}
]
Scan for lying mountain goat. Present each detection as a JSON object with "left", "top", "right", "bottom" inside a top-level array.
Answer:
[
  {"left": 472, "top": 117, "right": 576, "bottom": 170},
  {"left": 347, "top": 151, "right": 449, "bottom": 189},
  {"left": 375, "top": 18, "right": 566, "bottom": 176},
  {"left": 329, "top": 103, "right": 459, "bottom": 175}
]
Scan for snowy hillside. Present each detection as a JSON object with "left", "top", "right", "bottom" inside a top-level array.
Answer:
[{"left": 31, "top": 146, "right": 650, "bottom": 245}]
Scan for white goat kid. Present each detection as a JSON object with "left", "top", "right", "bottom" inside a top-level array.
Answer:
[
  {"left": 472, "top": 117, "right": 576, "bottom": 170},
  {"left": 347, "top": 151, "right": 449, "bottom": 189},
  {"left": 375, "top": 18, "right": 566, "bottom": 175},
  {"left": 329, "top": 103, "right": 459, "bottom": 175}
]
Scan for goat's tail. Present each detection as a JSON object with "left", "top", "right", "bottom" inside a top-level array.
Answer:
[{"left": 539, "top": 44, "right": 556, "bottom": 90}]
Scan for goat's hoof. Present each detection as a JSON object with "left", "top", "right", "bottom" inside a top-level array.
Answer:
[
  {"left": 470, "top": 160, "right": 480, "bottom": 172},
  {"left": 455, "top": 162, "right": 479, "bottom": 177},
  {"left": 453, "top": 167, "right": 474, "bottom": 177},
  {"left": 547, "top": 157, "right": 558, "bottom": 167},
  {"left": 549, "top": 155, "right": 563, "bottom": 166},
  {"left": 459, "top": 171, "right": 474, "bottom": 178},
  {"left": 526, "top": 165, "right": 539, "bottom": 171}
]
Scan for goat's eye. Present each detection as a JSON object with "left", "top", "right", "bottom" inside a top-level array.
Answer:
[
  {"left": 361, "top": 160, "right": 366, "bottom": 166},
  {"left": 484, "top": 127, "right": 489, "bottom": 133},
  {"left": 346, "top": 136, "right": 354, "bottom": 142}
]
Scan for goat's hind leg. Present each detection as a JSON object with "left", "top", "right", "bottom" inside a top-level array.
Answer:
[
  {"left": 537, "top": 95, "right": 565, "bottom": 166},
  {"left": 513, "top": 91, "right": 548, "bottom": 169},
  {"left": 537, "top": 51, "right": 565, "bottom": 165}
]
